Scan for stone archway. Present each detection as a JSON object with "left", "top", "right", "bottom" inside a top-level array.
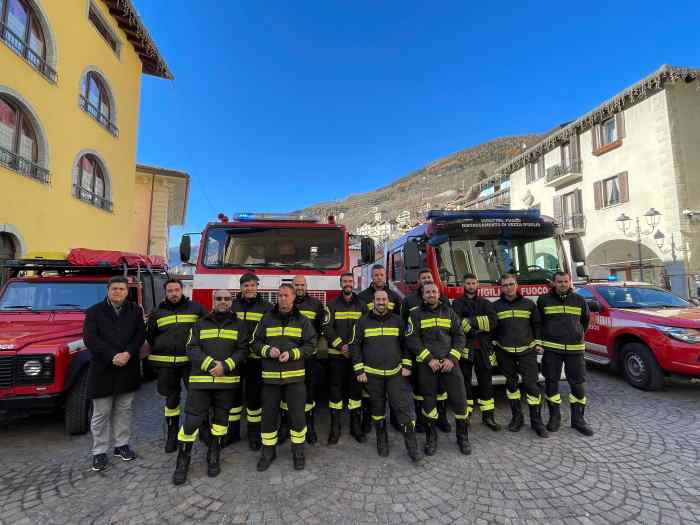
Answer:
[{"left": 588, "top": 238, "right": 664, "bottom": 284}]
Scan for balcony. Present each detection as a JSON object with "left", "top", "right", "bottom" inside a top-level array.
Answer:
[
  {"left": 464, "top": 188, "right": 510, "bottom": 210},
  {"left": 558, "top": 213, "right": 586, "bottom": 234},
  {"left": 545, "top": 160, "right": 582, "bottom": 188},
  {"left": 73, "top": 184, "right": 113, "bottom": 212},
  {"left": 1, "top": 22, "right": 57, "bottom": 83},
  {"left": 0, "top": 145, "right": 50, "bottom": 184},
  {"left": 79, "top": 95, "right": 119, "bottom": 136}
]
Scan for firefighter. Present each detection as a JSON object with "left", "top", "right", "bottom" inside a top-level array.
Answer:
[
  {"left": 323, "top": 272, "right": 368, "bottom": 444},
  {"left": 146, "top": 278, "right": 207, "bottom": 453},
  {"left": 252, "top": 283, "right": 317, "bottom": 471},
  {"left": 400, "top": 268, "right": 451, "bottom": 434},
  {"left": 231, "top": 273, "right": 273, "bottom": 450},
  {"left": 358, "top": 264, "right": 402, "bottom": 432},
  {"left": 452, "top": 273, "right": 501, "bottom": 431},
  {"left": 172, "top": 290, "right": 247, "bottom": 485},
  {"left": 538, "top": 271, "right": 593, "bottom": 436},
  {"left": 351, "top": 290, "right": 420, "bottom": 462},
  {"left": 406, "top": 283, "right": 471, "bottom": 455},
  {"left": 492, "top": 273, "right": 548, "bottom": 438}
]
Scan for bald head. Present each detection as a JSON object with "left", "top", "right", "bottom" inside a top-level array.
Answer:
[
  {"left": 293, "top": 275, "right": 307, "bottom": 298},
  {"left": 373, "top": 289, "right": 389, "bottom": 315}
]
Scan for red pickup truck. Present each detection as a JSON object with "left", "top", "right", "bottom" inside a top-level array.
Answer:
[
  {"left": 577, "top": 282, "right": 700, "bottom": 390},
  {"left": 0, "top": 249, "right": 168, "bottom": 434}
]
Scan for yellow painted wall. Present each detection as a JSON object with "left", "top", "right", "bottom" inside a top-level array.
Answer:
[
  {"left": 0, "top": 0, "right": 145, "bottom": 256},
  {"left": 132, "top": 173, "right": 152, "bottom": 255}
]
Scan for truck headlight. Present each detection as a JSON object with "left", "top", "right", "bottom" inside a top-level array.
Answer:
[
  {"left": 655, "top": 325, "right": 700, "bottom": 344},
  {"left": 23, "top": 360, "right": 43, "bottom": 376}
]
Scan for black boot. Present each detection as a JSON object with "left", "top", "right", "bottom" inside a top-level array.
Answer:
[
  {"left": 455, "top": 420, "right": 472, "bottom": 455},
  {"left": 507, "top": 401, "right": 524, "bottom": 432},
  {"left": 278, "top": 411, "right": 289, "bottom": 444},
  {"left": 571, "top": 404, "right": 594, "bottom": 436},
  {"left": 247, "top": 422, "right": 261, "bottom": 451},
  {"left": 414, "top": 401, "right": 425, "bottom": 433},
  {"left": 165, "top": 416, "right": 179, "bottom": 453},
  {"left": 424, "top": 422, "right": 438, "bottom": 456},
  {"left": 436, "top": 400, "right": 452, "bottom": 433},
  {"left": 375, "top": 420, "right": 389, "bottom": 457},
  {"left": 305, "top": 409, "right": 318, "bottom": 445},
  {"left": 546, "top": 402, "right": 561, "bottom": 432},
  {"left": 328, "top": 409, "right": 341, "bottom": 445},
  {"left": 350, "top": 409, "right": 366, "bottom": 443},
  {"left": 256, "top": 445, "right": 276, "bottom": 472},
  {"left": 482, "top": 410, "right": 502, "bottom": 431},
  {"left": 221, "top": 421, "right": 240, "bottom": 449},
  {"left": 292, "top": 444, "right": 305, "bottom": 470},
  {"left": 172, "top": 442, "right": 192, "bottom": 486},
  {"left": 361, "top": 401, "right": 372, "bottom": 434},
  {"left": 206, "top": 437, "right": 222, "bottom": 477},
  {"left": 401, "top": 422, "right": 421, "bottom": 463},
  {"left": 529, "top": 404, "right": 549, "bottom": 438}
]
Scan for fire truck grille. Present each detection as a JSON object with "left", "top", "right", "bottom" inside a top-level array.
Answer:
[
  {"left": 231, "top": 290, "right": 327, "bottom": 305},
  {"left": 0, "top": 356, "right": 15, "bottom": 388}
]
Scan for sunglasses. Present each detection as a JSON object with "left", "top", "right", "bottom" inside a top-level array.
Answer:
[{"left": 214, "top": 296, "right": 232, "bottom": 301}]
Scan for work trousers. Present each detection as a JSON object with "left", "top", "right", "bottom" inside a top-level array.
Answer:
[
  {"left": 542, "top": 351, "right": 587, "bottom": 406},
  {"left": 91, "top": 392, "right": 135, "bottom": 455},
  {"left": 244, "top": 358, "right": 263, "bottom": 425},
  {"left": 156, "top": 365, "right": 190, "bottom": 417},
  {"left": 178, "top": 388, "right": 236, "bottom": 442},
  {"left": 261, "top": 382, "right": 306, "bottom": 447},
  {"left": 461, "top": 346, "right": 496, "bottom": 414},
  {"left": 366, "top": 374, "right": 413, "bottom": 426},
  {"left": 327, "top": 357, "right": 364, "bottom": 411},
  {"left": 495, "top": 349, "right": 542, "bottom": 406},
  {"left": 417, "top": 363, "right": 468, "bottom": 421}
]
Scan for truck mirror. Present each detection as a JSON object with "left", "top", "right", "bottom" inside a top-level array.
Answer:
[
  {"left": 361, "top": 237, "right": 375, "bottom": 264},
  {"left": 576, "top": 264, "right": 589, "bottom": 279},
  {"left": 403, "top": 240, "right": 420, "bottom": 269},
  {"left": 180, "top": 235, "right": 191, "bottom": 264},
  {"left": 405, "top": 269, "right": 419, "bottom": 284},
  {"left": 569, "top": 237, "right": 586, "bottom": 264},
  {"left": 587, "top": 299, "right": 601, "bottom": 312}
]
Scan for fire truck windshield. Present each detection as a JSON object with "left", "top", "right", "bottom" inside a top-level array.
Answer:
[
  {"left": 203, "top": 227, "right": 344, "bottom": 270},
  {"left": 435, "top": 236, "right": 564, "bottom": 285},
  {"left": 0, "top": 282, "right": 106, "bottom": 311}
]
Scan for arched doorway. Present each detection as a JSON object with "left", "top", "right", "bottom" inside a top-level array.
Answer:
[
  {"left": 588, "top": 239, "right": 665, "bottom": 285},
  {"left": 0, "top": 232, "right": 18, "bottom": 286}
]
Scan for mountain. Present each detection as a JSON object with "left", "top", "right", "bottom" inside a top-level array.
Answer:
[{"left": 297, "top": 134, "right": 543, "bottom": 233}]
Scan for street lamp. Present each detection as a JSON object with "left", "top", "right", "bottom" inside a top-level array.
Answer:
[
  {"left": 654, "top": 230, "right": 689, "bottom": 262},
  {"left": 616, "top": 208, "right": 662, "bottom": 282}
]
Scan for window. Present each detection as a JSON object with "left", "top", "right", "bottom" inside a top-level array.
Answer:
[
  {"left": 74, "top": 154, "right": 112, "bottom": 211},
  {"left": 0, "top": 0, "right": 55, "bottom": 81},
  {"left": 603, "top": 176, "right": 620, "bottom": 206},
  {"left": 391, "top": 250, "right": 403, "bottom": 282},
  {"left": 575, "top": 287, "right": 595, "bottom": 300},
  {"left": 88, "top": 4, "right": 119, "bottom": 54},
  {"left": 0, "top": 281, "right": 107, "bottom": 311},
  {"left": 561, "top": 142, "right": 570, "bottom": 168},
  {"left": 525, "top": 157, "right": 545, "bottom": 184},
  {"left": 554, "top": 189, "right": 584, "bottom": 231},
  {"left": 594, "top": 172, "right": 628, "bottom": 210},
  {"left": 80, "top": 71, "right": 117, "bottom": 135},
  {"left": 592, "top": 113, "right": 626, "bottom": 155},
  {"left": 601, "top": 118, "right": 616, "bottom": 146},
  {"left": 0, "top": 94, "right": 48, "bottom": 183},
  {"left": 597, "top": 286, "right": 688, "bottom": 309}
]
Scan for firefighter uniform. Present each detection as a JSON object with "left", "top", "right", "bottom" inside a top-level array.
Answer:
[
  {"left": 146, "top": 297, "right": 207, "bottom": 453},
  {"left": 452, "top": 292, "right": 500, "bottom": 430},
  {"left": 172, "top": 312, "right": 248, "bottom": 485},
  {"left": 537, "top": 287, "right": 593, "bottom": 436},
  {"left": 231, "top": 293, "right": 273, "bottom": 450},
  {"left": 406, "top": 302, "right": 471, "bottom": 455},
  {"left": 350, "top": 310, "right": 419, "bottom": 461},
  {"left": 323, "top": 293, "right": 367, "bottom": 444},
  {"left": 492, "top": 293, "right": 548, "bottom": 437},
  {"left": 252, "top": 305, "right": 317, "bottom": 471}
]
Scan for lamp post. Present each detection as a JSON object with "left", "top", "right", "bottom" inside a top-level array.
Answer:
[
  {"left": 616, "top": 208, "right": 662, "bottom": 282},
  {"left": 653, "top": 230, "right": 689, "bottom": 262}
]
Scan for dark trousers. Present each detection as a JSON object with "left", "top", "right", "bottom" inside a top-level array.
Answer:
[
  {"left": 542, "top": 351, "right": 586, "bottom": 405},
  {"left": 495, "top": 349, "right": 542, "bottom": 406},
  {"left": 366, "top": 374, "right": 413, "bottom": 426},
  {"left": 261, "top": 382, "right": 306, "bottom": 446},
  {"left": 178, "top": 388, "right": 236, "bottom": 442},
  {"left": 327, "top": 358, "right": 364, "bottom": 411},
  {"left": 244, "top": 358, "right": 263, "bottom": 424},
  {"left": 304, "top": 358, "right": 321, "bottom": 413},
  {"left": 461, "top": 347, "right": 495, "bottom": 413},
  {"left": 417, "top": 363, "right": 468, "bottom": 421},
  {"left": 156, "top": 365, "right": 190, "bottom": 417}
]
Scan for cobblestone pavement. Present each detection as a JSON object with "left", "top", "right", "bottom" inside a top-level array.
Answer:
[{"left": 1, "top": 367, "right": 699, "bottom": 525}]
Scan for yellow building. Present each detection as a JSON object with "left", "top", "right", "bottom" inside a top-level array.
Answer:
[{"left": 0, "top": 0, "right": 171, "bottom": 260}]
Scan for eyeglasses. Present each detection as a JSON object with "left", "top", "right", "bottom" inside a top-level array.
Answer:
[
  {"left": 214, "top": 296, "right": 232, "bottom": 302},
  {"left": 501, "top": 283, "right": 518, "bottom": 287}
]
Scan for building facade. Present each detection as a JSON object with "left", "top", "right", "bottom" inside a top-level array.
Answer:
[
  {"left": 503, "top": 65, "right": 700, "bottom": 295},
  {"left": 0, "top": 0, "right": 171, "bottom": 259}
]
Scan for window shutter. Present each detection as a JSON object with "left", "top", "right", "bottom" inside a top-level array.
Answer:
[
  {"left": 615, "top": 112, "right": 626, "bottom": 139},
  {"left": 538, "top": 157, "right": 545, "bottom": 180},
  {"left": 552, "top": 194, "right": 562, "bottom": 223},
  {"left": 570, "top": 133, "right": 580, "bottom": 169},
  {"left": 593, "top": 181, "right": 603, "bottom": 210},
  {"left": 591, "top": 125, "right": 600, "bottom": 152},
  {"left": 526, "top": 163, "right": 533, "bottom": 184},
  {"left": 574, "top": 189, "right": 583, "bottom": 214},
  {"left": 618, "top": 171, "right": 629, "bottom": 203}
]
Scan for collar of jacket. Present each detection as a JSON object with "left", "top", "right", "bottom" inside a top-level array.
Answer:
[
  {"left": 295, "top": 294, "right": 312, "bottom": 304},
  {"left": 369, "top": 309, "right": 393, "bottom": 321},
  {"left": 549, "top": 288, "right": 573, "bottom": 300},
  {"left": 420, "top": 301, "right": 448, "bottom": 313},
  {"left": 203, "top": 310, "right": 237, "bottom": 324},
  {"left": 340, "top": 292, "right": 360, "bottom": 305},
  {"left": 237, "top": 293, "right": 264, "bottom": 306},
  {"left": 500, "top": 292, "right": 523, "bottom": 303},
  {"left": 160, "top": 296, "right": 189, "bottom": 310},
  {"left": 272, "top": 304, "right": 301, "bottom": 319}
]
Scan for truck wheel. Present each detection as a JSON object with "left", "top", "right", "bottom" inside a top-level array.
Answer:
[
  {"left": 65, "top": 369, "right": 91, "bottom": 435},
  {"left": 620, "top": 343, "right": 664, "bottom": 391}
]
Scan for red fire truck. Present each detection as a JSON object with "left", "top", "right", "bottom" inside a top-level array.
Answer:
[
  {"left": 180, "top": 212, "right": 354, "bottom": 309},
  {"left": 0, "top": 249, "right": 168, "bottom": 434}
]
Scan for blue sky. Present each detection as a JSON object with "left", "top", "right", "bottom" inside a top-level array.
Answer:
[{"left": 134, "top": 1, "right": 700, "bottom": 244}]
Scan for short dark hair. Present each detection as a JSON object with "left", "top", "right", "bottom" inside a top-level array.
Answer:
[
  {"left": 163, "top": 278, "right": 182, "bottom": 290},
  {"left": 108, "top": 275, "right": 128, "bottom": 288},
  {"left": 340, "top": 272, "right": 354, "bottom": 282},
  {"left": 240, "top": 272, "right": 259, "bottom": 285},
  {"left": 500, "top": 272, "right": 518, "bottom": 283},
  {"left": 371, "top": 264, "right": 385, "bottom": 272},
  {"left": 553, "top": 271, "right": 570, "bottom": 280},
  {"left": 463, "top": 273, "right": 477, "bottom": 281},
  {"left": 419, "top": 268, "right": 432, "bottom": 277},
  {"left": 279, "top": 283, "right": 295, "bottom": 293}
]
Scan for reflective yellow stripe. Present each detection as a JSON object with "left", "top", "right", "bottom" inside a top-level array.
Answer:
[
  {"left": 372, "top": 414, "right": 386, "bottom": 421},
  {"left": 335, "top": 311, "right": 362, "bottom": 320},
  {"left": 364, "top": 364, "right": 402, "bottom": 376},
  {"left": 158, "top": 314, "right": 200, "bottom": 328},
  {"left": 569, "top": 394, "right": 587, "bottom": 405},
  {"left": 290, "top": 427, "right": 307, "bottom": 444},
  {"left": 506, "top": 389, "right": 521, "bottom": 400},
  {"left": 266, "top": 326, "right": 302, "bottom": 337},
  {"left": 329, "top": 400, "right": 344, "bottom": 410},
  {"left": 546, "top": 393, "right": 562, "bottom": 404},
  {"left": 164, "top": 405, "right": 180, "bottom": 417},
  {"left": 436, "top": 392, "right": 447, "bottom": 401},
  {"left": 461, "top": 319, "right": 471, "bottom": 333},
  {"left": 544, "top": 305, "right": 581, "bottom": 316},
  {"left": 178, "top": 427, "right": 199, "bottom": 443},
  {"left": 449, "top": 349, "right": 461, "bottom": 360},
  {"left": 299, "top": 310, "right": 317, "bottom": 319},
  {"left": 237, "top": 311, "right": 263, "bottom": 321},
  {"left": 541, "top": 340, "right": 585, "bottom": 351},
  {"left": 189, "top": 375, "right": 240, "bottom": 384},
  {"left": 219, "top": 329, "right": 238, "bottom": 340},
  {"left": 328, "top": 348, "right": 343, "bottom": 355},
  {"left": 401, "top": 358, "right": 412, "bottom": 367},
  {"left": 348, "top": 399, "right": 362, "bottom": 410},
  {"left": 201, "top": 356, "right": 214, "bottom": 372},
  {"left": 261, "top": 369, "right": 306, "bottom": 380},
  {"left": 353, "top": 362, "right": 364, "bottom": 372},
  {"left": 461, "top": 348, "right": 470, "bottom": 359},
  {"left": 225, "top": 358, "right": 235, "bottom": 371},
  {"left": 261, "top": 431, "right": 277, "bottom": 446},
  {"left": 147, "top": 354, "right": 190, "bottom": 364},
  {"left": 332, "top": 337, "right": 343, "bottom": 347},
  {"left": 526, "top": 394, "right": 542, "bottom": 406},
  {"left": 422, "top": 408, "right": 438, "bottom": 420},
  {"left": 476, "top": 315, "right": 490, "bottom": 331},
  {"left": 364, "top": 327, "right": 400, "bottom": 337},
  {"left": 493, "top": 341, "right": 536, "bottom": 353},
  {"left": 417, "top": 349, "right": 431, "bottom": 363},
  {"left": 496, "top": 310, "right": 531, "bottom": 320},
  {"left": 280, "top": 401, "right": 288, "bottom": 410},
  {"left": 260, "top": 344, "right": 271, "bottom": 357},
  {"left": 420, "top": 317, "right": 452, "bottom": 329},
  {"left": 478, "top": 398, "right": 495, "bottom": 411},
  {"left": 156, "top": 315, "right": 177, "bottom": 328},
  {"left": 291, "top": 348, "right": 301, "bottom": 360}
]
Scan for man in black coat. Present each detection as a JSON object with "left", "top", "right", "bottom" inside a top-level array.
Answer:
[{"left": 83, "top": 276, "right": 146, "bottom": 472}]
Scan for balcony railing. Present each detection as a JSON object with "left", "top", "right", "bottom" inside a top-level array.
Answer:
[
  {"left": 0, "top": 145, "right": 50, "bottom": 184},
  {"left": 0, "top": 22, "right": 57, "bottom": 83},
  {"left": 545, "top": 160, "right": 582, "bottom": 184},
  {"left": 73, "top": 184, "right": 113, "bottom": 212},
  {"left": 79, "top": 95, "right": 119, "bottom": 136},
  {"left": 558, "top": 213, "right": 586, "bottom": 233},
  {"left": 464, "top": 188, "right": 510, "bottom": 210}
]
